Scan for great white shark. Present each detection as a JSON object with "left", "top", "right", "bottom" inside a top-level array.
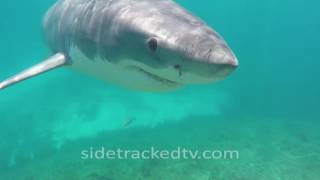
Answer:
[{"left": 0, "top": 0, "right": 238, "bottom": 91}]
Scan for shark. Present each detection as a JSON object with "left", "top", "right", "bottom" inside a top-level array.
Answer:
[{"left": 0, "top": 0, "right": 238, "bottom": 91}]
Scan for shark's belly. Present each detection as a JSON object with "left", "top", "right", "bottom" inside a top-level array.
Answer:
[{"left": 68, "top": 47, "right": 181, "bottom": 91}]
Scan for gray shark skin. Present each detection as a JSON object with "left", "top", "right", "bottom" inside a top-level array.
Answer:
[{"left": 0, "top": 0, "right": 238, "bottom": 91}]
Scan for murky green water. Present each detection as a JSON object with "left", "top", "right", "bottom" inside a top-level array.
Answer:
[{"left": 0, "top": 0, "right": 319, "bottom": 179}]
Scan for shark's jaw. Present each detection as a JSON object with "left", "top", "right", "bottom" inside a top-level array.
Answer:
[{"left": 127, "top": 66, "right": 182, "bottom": 88}]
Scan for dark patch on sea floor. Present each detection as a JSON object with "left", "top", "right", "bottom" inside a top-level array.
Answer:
[{"left": 1, "top": 114, "right": 320, "bottom": 180}]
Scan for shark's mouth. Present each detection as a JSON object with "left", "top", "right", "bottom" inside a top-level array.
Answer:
[{"left": 128, "top": 66, "right": 181, "bottom": 87}]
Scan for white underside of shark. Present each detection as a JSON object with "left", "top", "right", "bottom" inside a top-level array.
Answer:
[{"left": 69, "top": 47, "right": 181, "bottom": 91}]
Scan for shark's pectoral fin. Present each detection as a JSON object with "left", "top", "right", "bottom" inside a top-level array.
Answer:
[{"left": 0, "top": 53, "right": 68, "bottom": 90}]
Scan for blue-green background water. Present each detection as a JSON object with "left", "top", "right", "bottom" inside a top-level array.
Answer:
[{"left": 0, "top": 0, "right": 319, "bottom": 179}]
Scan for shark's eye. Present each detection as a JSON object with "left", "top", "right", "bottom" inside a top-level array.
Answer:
[{"left": 148, "top": 38, "right": 158, "bottom": 52}]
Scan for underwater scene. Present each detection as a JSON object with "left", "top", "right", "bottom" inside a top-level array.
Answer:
[{"left": 0, "top": 0, "right": 320, "bottom": 179}]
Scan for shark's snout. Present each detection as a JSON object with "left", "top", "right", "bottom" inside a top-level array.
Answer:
[
  {"left": 171, "top": 36, "right": 238, "bottom": 84},
  {"left": 187, "top": 33, "right": 238, "bottom": 67}
]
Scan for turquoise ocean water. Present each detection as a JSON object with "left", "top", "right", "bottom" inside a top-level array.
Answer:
[{"left": 0, "top": 0, "right": 319, "bottom": 179}]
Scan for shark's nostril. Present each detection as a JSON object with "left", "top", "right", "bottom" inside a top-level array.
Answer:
[
  {"left": 148, "top": 38, "right": 158, "bottom": 52},
  {"left": 174, "top": 64, "right": 181, "bottom": 69}
]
